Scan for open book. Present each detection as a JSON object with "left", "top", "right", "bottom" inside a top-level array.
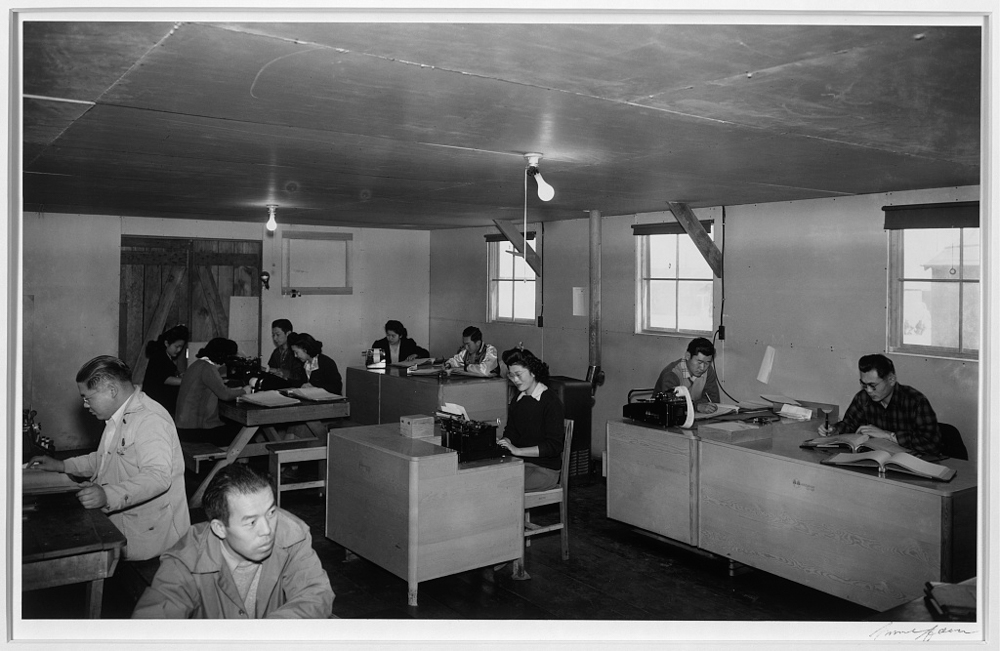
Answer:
[
  {"left": 820, "top": 450, "right": 956, "bottom": 481},
  {"left": 800, "top": 432, "right": 908, "bottom": 455},
  {"left": 237, "top": 390, "right": 300, "bottom": 407}
]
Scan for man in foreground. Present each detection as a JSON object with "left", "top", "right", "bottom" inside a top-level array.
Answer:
[
  {"left": 818, "top": 353, "right": 942, "bottom": 456},
  {"left": 28, "top": 355, "right": 190, "bottom": 561},
  {"left": 132, "top": 463, "right": 334, "bottom": 618}
]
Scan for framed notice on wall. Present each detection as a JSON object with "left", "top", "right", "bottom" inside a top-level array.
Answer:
[{"left": 281, "top": 231, "right": 353, "bottom": 296}]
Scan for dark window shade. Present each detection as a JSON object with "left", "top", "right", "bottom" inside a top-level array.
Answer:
[
  {"left": 631, "top": 221, "right": 713, "bottom": 236},
  {"left": 484, "top": 231, "right": 535, "bottom": 242},
  {"left": 882, "top": 201, "right": 979, "bottom": 230}
]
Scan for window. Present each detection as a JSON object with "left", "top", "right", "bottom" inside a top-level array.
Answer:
[
  {"left": 885, "top": 202, "right": 979, "bottom": 359},
  {"left": 281, "top": 231, "right": 352, "bottom": 295},
  {"left": 488, "top": 235, "right": 537, "bottom": 324},
  {"left": 635, "top": 222, "right": 715, "bottom": 335}
]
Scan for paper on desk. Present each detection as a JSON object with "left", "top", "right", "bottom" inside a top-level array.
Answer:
[
  {"left": 283, "top": 387, "right": 344, "bottom": 402},
  {"left": 777, "top": 403, "right": 813, "bottom": 420},
  {"left": 693, "top": 403, "right": 740, "bottom": 420},
  {"left": 238, "top": 390, "right": 300, "bottom": 407},
  {"left": 439, "top": 402, "right": 470, "bottom": 420},
  {"left": 22, "top": 469, "right": 83, "bottom": 495}
]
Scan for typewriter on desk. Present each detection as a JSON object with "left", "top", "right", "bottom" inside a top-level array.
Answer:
[
  {"left": 622, "top": 388, "right": 690, "bottom": 428},
  {"left": 436, "top": 413, "right": 506, "bottom": 463},
  {"left": 226, "top": 355, "right": 261, "bottom": 385}
]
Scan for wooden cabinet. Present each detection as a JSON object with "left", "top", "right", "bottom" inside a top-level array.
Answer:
[
  {"left": 606, "top": 418, "right": 977, "bottom": 611},
  {"left": 325, "top": 424, "right": 524, "bottom": 606},
  {"left": 606, "top": 419, "right": 699, "bottom": 546}
]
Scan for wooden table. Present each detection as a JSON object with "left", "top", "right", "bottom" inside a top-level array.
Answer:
[
  {"left": 187, "top": 397, "right": 350, "bottom": 508},
  {"left": 22, "top": 493, "right": 126, "bottom": 618},
  {"left": 325, "top": 423, "right": 524, "bottom": 606},
  {"left": 607, "top": 417, "right": 977, "bottom": 612},
  {"left": 346, "top": 366, "right": 509, "bottom": 431}
]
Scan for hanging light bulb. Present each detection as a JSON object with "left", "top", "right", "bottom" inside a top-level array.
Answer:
[
  {"left": 524, "top": 153, "right": 555, "bottom": 202},
  {"left": 266, "top": 205, "right": 278, "bottom": 232}
]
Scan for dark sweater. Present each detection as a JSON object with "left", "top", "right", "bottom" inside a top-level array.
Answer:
[
  {"left": 371, "top": 337, "right": 430, "bottom": 364},
  {"left": 503, "top": 387, "right": 565, "bottom": 471},
  {"left": 306, "top": 354, "right": 342, "bottom": 395}
]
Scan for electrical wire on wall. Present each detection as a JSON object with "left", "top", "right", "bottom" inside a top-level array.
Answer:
[{"left": 711, "top": 205, "right": 741, "bottom": 405}]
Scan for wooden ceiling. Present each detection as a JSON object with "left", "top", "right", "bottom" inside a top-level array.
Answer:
[{"left": 19, "top": 20, "right": 981, "bottom": 229}]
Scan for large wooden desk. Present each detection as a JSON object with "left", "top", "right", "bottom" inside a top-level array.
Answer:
[
  {"left": 607, "top": 417, "right": 977, "bottom": 612},
  {"left": 325, "top": 423, "right": 524, "bottom": 606},
  {"left": 346, "top": 366, "right": 508, "bottom": 431},
  {"left": 22, "top": 493, "right": 127, "bottom": 618},
  {"left": 188, "top": 397, "right": 350, "bottom": 508}
]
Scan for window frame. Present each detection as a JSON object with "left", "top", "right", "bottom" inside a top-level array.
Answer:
[
  {"left": 634, "top": 220, "right": 718, "bottom": 337},
  {"left": 887, "top": 226, "right": 980, "bottom": 360},
  {"left": 487, "top": 230, "right": 540, "bottom": 326}
]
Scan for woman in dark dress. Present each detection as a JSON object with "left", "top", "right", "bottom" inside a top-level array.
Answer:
[
  {"left": 370, "top": 320, "right": 430, "bottom": 364},
  {"left": 289, "top": 332, "right": 343, "bottom": 395},
  {"left": 497, "top": 348, "right": 565, "bottom": 491},
  {"left": 142, "top": 324, "right": 190, "bottom": 415}
]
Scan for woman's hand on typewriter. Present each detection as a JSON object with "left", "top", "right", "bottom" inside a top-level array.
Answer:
[{"left": 497, "top": 438, "right": 520, "bottom": 456}]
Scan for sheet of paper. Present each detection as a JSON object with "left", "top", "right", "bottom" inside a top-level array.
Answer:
[
  {"left": 777, "top": 403, "right": 812, "bottom": 420},
  {"left": 439, "top": 402, "right": 469, "bottom": 420},
  {"left": 693, "top": 403, "right": 741, "bottom": 420},
  {"left": 238, "top": 390, "right": 300, "bottom": 407},
  {"left": 757, "top": 345, "right": 775, "bottom": 384},
  {"left": 283, "top": 387, "right": 344, "bottom": 402}
]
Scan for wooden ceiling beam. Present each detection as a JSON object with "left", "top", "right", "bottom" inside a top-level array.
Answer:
[
  {"left": 492, "top": 219, "right": 543, "bottom": 278},
  {"left": 667, "top": 201, "right": 723, "bottom": 278}
]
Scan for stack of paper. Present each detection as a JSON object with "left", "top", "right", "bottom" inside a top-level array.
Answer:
[
  {"left": 238, "top": 390, "right": 300, "bottom": 407},
  {"left": 283, "top": 387, "right": 344, "bottom": 402},
  {"left": 777, "top": 403, "right": 813, "bottom": 420}
]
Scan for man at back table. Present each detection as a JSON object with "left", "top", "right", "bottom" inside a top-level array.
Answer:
[
  {"left": 818, "top": 353, "right": 942, "bottom": 456},
  {"left": 443, "top": 325, "right": 499, "bottom": 376},
  {"left": 28, "top": 355, "right": 190, "bottom": 561},
  {"left": 132, "top": 464, "right": 334, "bottom": 619},
  {"left": 653, "top": 337, "right": 719, "bottom": 414}
]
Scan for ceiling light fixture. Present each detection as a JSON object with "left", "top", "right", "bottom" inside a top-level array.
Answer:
[
  {"left": 524, "top": 153, "right": 555, "bottom": 202},
  {"left": 266, "top": 205, "right": 278, "bottom": 232}
]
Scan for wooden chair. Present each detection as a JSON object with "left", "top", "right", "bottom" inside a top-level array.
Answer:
[
  {"left": 512, "top": 419, "right": 573, "bottom": 580},
  {"left": 939, "top": 423, "right": 969, "bottom": 460}
]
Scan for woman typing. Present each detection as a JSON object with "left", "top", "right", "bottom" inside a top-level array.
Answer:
[
  {"left": 174, "top": 338, "right": 249, "bottom": 446},
  {"left": 370, "top": 320, "right": 429, "bottom": 364}
]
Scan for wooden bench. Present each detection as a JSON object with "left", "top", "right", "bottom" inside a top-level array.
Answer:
[
  {"left": 268, "top": 442, "right": 328, "bottom": 507},
  {"left": 180, "top": 441, "right": 228, "bottom": 475}
]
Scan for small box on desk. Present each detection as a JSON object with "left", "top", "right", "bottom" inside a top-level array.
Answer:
[
  {"left": 698, "top": 420, "right": 771, "bottom": 444},
  {"left": 400, "top": 415, "right": 435, "bottom": 438}
]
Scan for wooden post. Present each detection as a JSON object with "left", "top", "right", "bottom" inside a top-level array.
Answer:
[{"left": 589, "top": 210, "right": 602, "bottom": 368}]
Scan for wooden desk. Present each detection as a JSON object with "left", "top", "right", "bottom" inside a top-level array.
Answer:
[
  {"left": 188, "top": 397, "right": 350, "bottom": 508},
  {"left": 606, "top": 417, "right": 977, "bottom": 612},
  {"left": 346, "top": 366, "right": 508, "bottom": 431},
  {"left": 22, "top": 493, "right": 126, "bottom": 618},
  {"left": 325, "top": 423, "right": 524, "bottom": 606}
]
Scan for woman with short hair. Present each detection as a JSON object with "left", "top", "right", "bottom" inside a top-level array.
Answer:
[
  {"left": 142, "top": 324, "right": 190, "bottom": 415},
  {"left": 289, "top": 333, "right": 343, "bottom": 395},
  {"left": 175, "top": 338, "right": 248, "bottom": 445}
]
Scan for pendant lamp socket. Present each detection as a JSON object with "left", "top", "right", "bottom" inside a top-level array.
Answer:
[
  {"left": 524, "top": 153, "right": 555, "bottom": 202},
  {"left": 266, "top": 205, "right": 278, "bottom": 232}
]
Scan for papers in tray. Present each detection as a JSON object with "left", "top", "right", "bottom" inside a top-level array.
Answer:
[
  {"left": 282, "top": 387, "right": 345, "bottom": 402},
  {"left": 777, "top": 403, "right": 813, "bottom": 420},
  {"left": 237, "top": 390, "right": 301, "bottom": 407},
  {"left": 693, "top": 403, "right": 740, "bottom": 420}
]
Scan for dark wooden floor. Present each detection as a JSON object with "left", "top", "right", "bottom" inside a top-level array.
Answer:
[{"left": 24, "top": 459, "right": 875, "bottom": 622}]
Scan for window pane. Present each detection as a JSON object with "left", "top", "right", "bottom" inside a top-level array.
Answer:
[
  {"left": 903, "top": 229, "right": 960, "bottom": 279},
  {"left": 513, "top": 280, "right": 535, "bottom": 320},
  {"left": 648, "top": 280, "right": 677, "bottom": 329},
  {"left": 678, "top": 233, "right": 713, "bottom": 279},
  {"left": 497, "top": 281, "right": 513, "bottom": 319},
  {"left": 963, "top": 229, "right": 980, "bottom": 280},
  {"left": 648, "top": 235, "right": 677, "bottom": 279},
  {"left": 677, "top": 280, "right": 714, "bottom": 331},
  {"left": 513, "top": 252, "right": 531, "bottom": 279},
  {"left": 498, "top": 243, "right": 514, "bottom": 277},
  {"left": 901, "top": 281, "right": 959, "bottom": 348},
  {"left": 962, "top": 282, "right": 980, "bottom": 352}
]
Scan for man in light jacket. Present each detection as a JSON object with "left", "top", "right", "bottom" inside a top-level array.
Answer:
[
  {"left": 132, "top": 463, "right": 334, "bottom": 619},
  {"left": 29, "top": 355, "right": 190, "bottom": 561}
]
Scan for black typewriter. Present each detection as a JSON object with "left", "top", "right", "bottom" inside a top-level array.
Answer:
[
  {"left": 437, "top": 413, "right": 505, "bottom": 463},
  {"left": 622, "top": 388, "right": 689, "bottom": 428},
  {"left": 226, "top": 355, "right": 261, "bottom": 384}
]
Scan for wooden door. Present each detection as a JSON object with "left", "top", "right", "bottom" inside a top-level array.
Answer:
[{"left": 120, "top": 236, "right": 262, "bottom": 383}]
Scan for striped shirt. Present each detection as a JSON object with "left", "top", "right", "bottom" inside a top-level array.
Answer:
[{"left": 834, "top": 383, "right": 941, "bottom": 456}]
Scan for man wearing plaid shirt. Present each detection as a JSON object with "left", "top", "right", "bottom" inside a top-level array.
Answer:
[{"left": 818, "top": 353, "right": 942, "bottom": 457}]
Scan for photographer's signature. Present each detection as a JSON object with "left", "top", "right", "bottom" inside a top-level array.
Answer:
[{"left": 870, "top": 622, "right": 977, "bottom": 642}]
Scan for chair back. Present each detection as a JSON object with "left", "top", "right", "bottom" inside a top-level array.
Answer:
[
  {"left": 939, "top": 423, "right": 968, "bottom": 460},
  {"left": 559, "top": 419, "right": 574, "bottom": 487}
]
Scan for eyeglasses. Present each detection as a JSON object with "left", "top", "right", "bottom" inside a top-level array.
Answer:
[
  {"left": 507, "top": 370, "right": 530, "bottom": 381},
  {"left": 859, "top": 378, "right": 886, "bottom": 391}
]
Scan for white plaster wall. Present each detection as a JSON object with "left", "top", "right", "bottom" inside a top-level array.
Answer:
[{"left": 23, "top": 213, "right": 123, "bottom": 448}]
